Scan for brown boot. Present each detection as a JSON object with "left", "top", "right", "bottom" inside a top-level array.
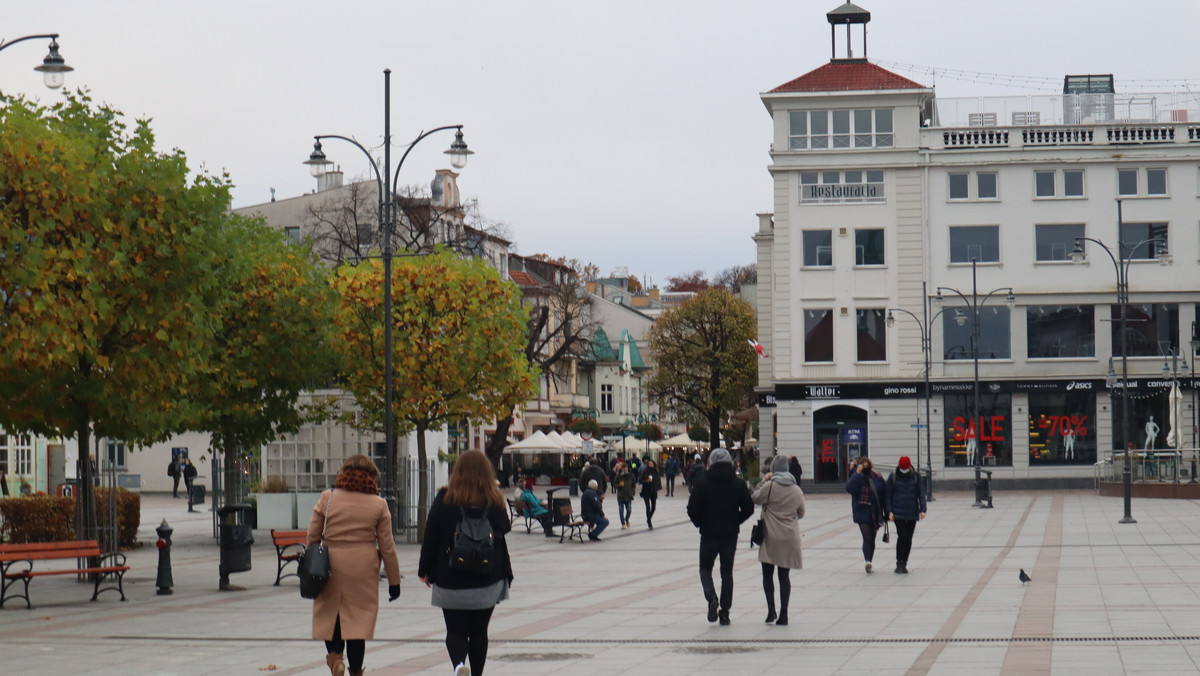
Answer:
[{"left": 325, "top": 653, "right": 345, "bottom": 676}]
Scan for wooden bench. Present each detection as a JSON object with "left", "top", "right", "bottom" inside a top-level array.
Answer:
[
  {"left": 271, "top": 529, "right": 308, "bottom": 586},
  {"left": 0, "top": 540, "right": 129, "bottom": 609},
  {"left": 508, "top": 497, "right": 548, "bottom": 534},
  {"left": 556, "top": 505, "right": 592, "bottom": 543}
]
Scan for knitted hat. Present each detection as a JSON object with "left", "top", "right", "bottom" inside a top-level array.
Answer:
[
  {"left": 587, "top": 479, "right": 598, "bottom": 490},
  {"left": 695, "top": 454, "right": 702, "bottom": 461},
  {"left": 898, "top": 456, "right": 913, "bottom": 471},
  {"left": 709, "top": 448, "right": 733, "bottom": 466},
  {"left": 770, "top": 454, "right": 790, "bottom": 473}
]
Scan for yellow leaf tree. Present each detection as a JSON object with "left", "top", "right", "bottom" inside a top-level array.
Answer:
[{"left": 331, "top": 249, "right": 537, "bottom": 537}]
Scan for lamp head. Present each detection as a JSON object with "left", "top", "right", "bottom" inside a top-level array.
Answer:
[
  {"left": 934, "top": 290, "right": 945, "bottom": 306},
  {"left": 304, "top": 139, "right": 331, "bottom": 177},
  {"left": 1070, "top": 238, "right": 1086, "bottom": 264},
  {"left": 1005, "top": 290, "right": 1016, "bottom": 309},
  {"left": 885, "top": 311, "right": 895, "bottom": 328},
  {"left": 34, "top": 38, "right": 73, "bottom": 90},
  {"left": 1155, "top": 238, "right": 1172, "bottom": 266},
  {"left": 445, "top": 128, "right": 473, "bottom": 169},
  {"left": 954, "top": 309, "right": 967, "bottom": 327}
]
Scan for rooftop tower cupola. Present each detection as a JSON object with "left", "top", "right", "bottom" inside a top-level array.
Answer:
[{"left": 827, "top": 2, "right": 870, "bottom": 62}]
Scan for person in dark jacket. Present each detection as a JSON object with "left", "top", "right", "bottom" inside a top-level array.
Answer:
[
  {"left": 580, "top": 459, "right": 607, "bottom": 496},
  {"left": 885, "top": 456, "right": 927, "bottom": 574},
  {"left": 686, "top": 448, "right": 754, "bottom": 626},
  {"left": 580, "top": 479, "right": 609, "bottom": 541},
  {"left": 685, "top": 453, "right": 705, "bottom": 492},
  {"left": 663, "top": 456, "right": 679, "bottom": 497},
  {"left": 787, "top": 456, "right": 803, "bottom": 483},
  {"left": 640, "top": 458, "right": 660, "bottom": 529},
  {"left": 845, "top": 457, "right": 887, "bottom": 574},
  {"left": 167, "top": 458, "right": 181, "bottom": 497},
  {"left": 419, "top": 451, "right": 514, "bottom": 676},
  {"left": 614, "top": 462, "right": 637, "bottom": 529},
  {"left": 182, "top": 458, "right": 198, "bottom": 507}
]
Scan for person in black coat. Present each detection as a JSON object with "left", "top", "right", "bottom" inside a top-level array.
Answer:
[
  {"left": 686, "top": 448, "right": 754, "bottom": 626},
  {"left": 885, "top": 456, "right": 927, "bottom": 574},
  {"left": 787, "top": 456, "right": 803, "bottom": 483},
  {"left": 419, "top": 451, "right": 514, "bottom": 676},
  {"left": 167, "top": 458, "right": 181, "bottom": 498},
  {"left": 845, "top": 457, "right": 887, "bottom": 574},
  {"left": 640, "top": 459, "right": 661, "bottom": 529},
  {"left": 580, "top": 479, "right": 609, "bottom": 541},
  {"left": 580, "top": 460, "right": 607, "bottom": 496}
]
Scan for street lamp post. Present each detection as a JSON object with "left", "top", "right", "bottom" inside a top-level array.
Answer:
[
  {"left": 0, "top": 33, "right": 73, "bottom": 88},
  {"left": 887, "top": 281, "right": 953, "bottom": 502},
  {"left": 1192, "top": 321, "right": 1199, "bottom": 483},
  {"left": 304, "top": 69, "right": 471, "bottom": 528},
  {"left": 1160, "top": 347, "right": 1188, "bottom": 483},
  {"left": 935, "top": 260, "right": 1015, "bottom": 507},
  {"left": 1070, "top": 199, "right": 1170, "bottom": 524}
]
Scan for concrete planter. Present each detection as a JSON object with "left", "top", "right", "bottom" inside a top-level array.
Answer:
[
  {"left": 254, "top": 493, "right": 296, "bottom": 529},
  {"left": 295, "top": 492, "right": 323, "bottom": 528}
]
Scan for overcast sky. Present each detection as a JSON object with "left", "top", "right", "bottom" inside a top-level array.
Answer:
[{"left": 4, "top": 1, "right": 1198, "bottom": 286}]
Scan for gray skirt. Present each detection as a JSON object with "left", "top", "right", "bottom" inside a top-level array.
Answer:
[{"left": 431, "top": 579, "right": 509, "bottom": 610}]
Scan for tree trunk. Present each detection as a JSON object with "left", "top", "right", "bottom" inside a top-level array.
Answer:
[
  {"left": 708, "top": 411, "right": 722, "bottom": 450},
  {"left": 484, "top": 416, "right": 513, "bottom": 467},
  {"left": 416, "top": 421, "right": 429, "bottom": 543}
]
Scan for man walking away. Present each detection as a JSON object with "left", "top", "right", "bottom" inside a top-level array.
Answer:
[
  {"left": 664, "top": 455, "right": 679, "bottom": 497},
  {"left": 687, "top": 448, "right": 754, "bottom": 626},
  {"left": 581, "top": 479, "right": 609, "bottom": 541},
  {"left": 885, "top": 456, "right": 927, "bottom": 574}
]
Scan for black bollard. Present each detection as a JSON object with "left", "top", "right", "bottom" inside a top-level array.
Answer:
[{"left": 156, "top": 518, "right": 174, "bottom": 595}]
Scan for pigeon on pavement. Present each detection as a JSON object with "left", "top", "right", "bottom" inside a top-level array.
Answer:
[{"left": 1019, "top": 568, "right": 1031, "bottom": 584}]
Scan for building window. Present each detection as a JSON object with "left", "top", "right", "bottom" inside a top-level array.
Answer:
[
  {"left": 1027, "top": 305, "right": 1094, "bottom": 358},
  {"left": 977, "top": 172, "right": 998, "bottom": 199},
  {"left": 943, "top": 306, "right": 1010, "bottom": 360},
  {"left": 789, "top": 108, "right": 893, "bottom": 150},
  {"left": 1119, "top": 168, "right": 1167, "bottom": 197},
  {"left": 1064, "top": 170, "right": 1085, "bottom": 197},
  {"left": 1035, "top": 224, "right": 1085, "bottom": 262},
  {"left": 944, "top": 393, "right": 1012, "bottom": 467},
  {"left": 600, "top": 384, "right": 614, "bottom": 413},
  {"left": 1111, "top": 303, "right": 1178, "bottom": 356},
  {"left": 1146, "top": 168, "right": 1167, "bottom": 195},
  {"left": 948, "top": 173, "right": 969, "bottom": 200},
  {"left": 1118, "top": 169, "right": 1138, "bottom": 196},
  {"left": 802, "top": 230, "right": 833, "bottom": 267},
  {"left": 1028, "top": 392, "right": 1096, "bottom": 465},
  {"left": 949, "top": 226, "right": 1000, "bottom": 263},
  {"left": 804, "top": 309, "right": 834, "bottom": 362},
  {"left": 856, "top": 309, "right": 887, "bottom": 362},
  {"left": 284, "top": 226, "right": 301, "bottom": 245},
  {"left": 5, "top": 433, "right": 33, "bottom": 475},
  {"left": 1035, "top": 171, "right": 1056, "bottom": 197},
  {"left": 854, "top": 228, "right": 885, "bottom": 266},
  {"left": 105, "top": 441, "right": 127, "bottom": 471},
  {"left": 1118, "top": 222, "right": 1168, "bottom": 260}
]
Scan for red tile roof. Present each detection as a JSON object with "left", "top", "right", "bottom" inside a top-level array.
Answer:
[
  {"left": 510, "top": 271, "right": 540, "bottom": 287},
  {"left": 769, "top": 60, "right": 926, "bottom": 93}
]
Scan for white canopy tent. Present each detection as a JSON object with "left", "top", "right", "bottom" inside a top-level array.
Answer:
[
  {"left": 503, "top": 430, "right": 567, "bottom": 454},
  {"left": 614, "top": 437, "right": 663, "bottom": 454},
  {"left": 661, "top": 432, "right": 707, "bottom": 449}
]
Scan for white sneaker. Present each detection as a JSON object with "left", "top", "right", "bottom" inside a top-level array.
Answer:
[{"left": 455, "top": 663, "right": 471, "bottom": 676}]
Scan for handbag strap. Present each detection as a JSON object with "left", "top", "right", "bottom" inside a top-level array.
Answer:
[{"left": 321, "top": 489, "right": 334, "bottom": 540}]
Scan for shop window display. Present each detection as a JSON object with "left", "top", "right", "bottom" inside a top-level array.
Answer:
[
  {"left": 943, "top": 394, "right": 1012, "bottom": 467},
  {"left": 1028, "top": 392, "right": 1097, "bottom": 465}
]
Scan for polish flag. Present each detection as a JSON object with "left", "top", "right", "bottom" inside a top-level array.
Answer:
[{"left": 748, "top": 339, "right": 769, "bottom": 358}]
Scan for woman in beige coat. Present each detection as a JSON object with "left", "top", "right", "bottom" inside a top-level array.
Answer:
[
  {"left": 308, "top": 455, "right": 402, "bottom": 676},
  {"left": 750, "top": 454, "right": 806, "bottom": 625}
]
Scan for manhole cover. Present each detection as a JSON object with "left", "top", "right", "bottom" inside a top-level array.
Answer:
[
  {"left": 491, "top": 652, "right": 591, "bottom": 662},
  {"left": 675, "top": 645, "right": 757, "bottom": 655}
]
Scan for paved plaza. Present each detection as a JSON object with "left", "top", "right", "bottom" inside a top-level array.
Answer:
[{"left": 4, "top": 487, "right": 1200, "bottom": 675}]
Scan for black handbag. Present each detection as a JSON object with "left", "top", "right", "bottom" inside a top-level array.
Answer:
[
  {"left": 299, "top": 490, "right": 333, "bottom": 599},
  {"left": 750, "top": 483, "right": 772, "bottom": 548}
]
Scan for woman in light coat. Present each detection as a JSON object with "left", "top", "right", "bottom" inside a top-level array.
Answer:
[
  {"left": 308, "top": 455, "right": 402, "bottom": 676},
  {"left": 750, "top": 454, "right": 806, "bottom": 625}
]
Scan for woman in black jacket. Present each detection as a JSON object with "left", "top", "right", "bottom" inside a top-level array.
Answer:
[
  {"left": 419, "top": 451, "right": 514, "bottom": 676},
  {"left": 640, "top": 458, "right": 661, "bottom": 529}
]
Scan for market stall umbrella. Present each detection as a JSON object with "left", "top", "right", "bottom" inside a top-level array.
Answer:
[
  {"left": 661, "top": 432, "right": 707, "bottom": 449},
  {"left": 618, "top": 437, "right": 663, "bottom": 454},
  {"left": 1168, "top": 383, "right": 1185, "bottom": 449},
  {"left": 503, "top": 430, "right": 568, "bottom": 454}
]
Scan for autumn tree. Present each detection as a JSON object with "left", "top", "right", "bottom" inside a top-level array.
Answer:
[
  {"left": 712, "top": 264, "right": 757, "bottom": 294},
  {"left": 626, "top": 275, "right": 644, "bottom": 294},
  {"left": 645, "top": 288, "right": 757, "bottom": 448},
  {"left": 666, "top": 270, "right": 710, "bottom": 293},
  {"left": 0, "top": 93, "right": 234, "bottom": 541},
  {"left": 331, "top": 249, "right": 537, "bottom": 537},
  {"left": 189, "top": 216, "right": 339, "bottom": 505}
]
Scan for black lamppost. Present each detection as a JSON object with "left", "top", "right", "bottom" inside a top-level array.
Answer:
[
  {"left": 887, "top": 281, "right": 953, "bottom": 502},
  {"left": 1160, "top": 347, "right": 1188, "bottom": 483},
  {"left": 0, "top": 33, "right": 73, "bottom": 88},
  {"left": 1070, "top": 199, "right": 1170, "bottom": 524},
  {"left": 1192, "top": 321, "right": 1199, "bottom": 483},
  {"left": 934, "top": 260, "right": 1015, "bottom": 507},
  {"left": 304, "top": 69, "right": 472, "bottom": 526}
]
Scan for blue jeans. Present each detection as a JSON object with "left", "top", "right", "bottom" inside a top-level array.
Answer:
[
  {"left": 590, "top": 516, "right": 609, "bottom": 539},
  {"left": 618, "top": 500, "right": 632, "bottom": 526}
]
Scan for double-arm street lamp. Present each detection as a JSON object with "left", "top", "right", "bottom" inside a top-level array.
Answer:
[
  {"left": 886, "top": 281, "right": 952, "bottom": 502},
  {"left": 304, "top": 68, "right": 472, "bottom": 526},
  {"left": 1070, "top": 198, "right": 1170, "bottom": 524},
  {"left": 934, "top": 259, "right": 1015, "bottom": 507},
  {"left": 0, "top": 33, "right": 73, "bottom": 89}
]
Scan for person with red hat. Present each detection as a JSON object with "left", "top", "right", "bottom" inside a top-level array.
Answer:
[{"left": 885, "top": 456, "right": 927, "bottom": 574}]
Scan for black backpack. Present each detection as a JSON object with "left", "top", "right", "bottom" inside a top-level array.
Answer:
[{"left": 449, "top": 504, "right": 495, "bottom": 574}]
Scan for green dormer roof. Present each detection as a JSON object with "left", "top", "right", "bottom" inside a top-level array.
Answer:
[
  {"left": 589, "top": 327, "right": 617, "bottom": 361},
  {"left": 620, "top": 329, "right": 646, "bottom": 369}
]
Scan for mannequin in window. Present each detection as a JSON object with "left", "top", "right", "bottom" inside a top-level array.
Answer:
[
  {"left": 1144, "top": 416, "right": 1160, "bottom": 450},
  {"left": 1063, "top": 428, "right": 1076, "bottom": 460},
  {"left": 965, "top": 435, "right": 978, "bottom": 466}
]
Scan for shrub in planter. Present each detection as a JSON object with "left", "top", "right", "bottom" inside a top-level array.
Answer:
[{"left": 0, "top": 489, "right": 140, "bottom": 548}]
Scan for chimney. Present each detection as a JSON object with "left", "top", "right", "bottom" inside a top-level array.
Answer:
[{"left": 316, "top": 169, "right": 344, "bottom": 193}]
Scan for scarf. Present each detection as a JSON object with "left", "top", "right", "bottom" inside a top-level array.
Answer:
[{"left": 335, "top": 468, "right": 379, "bottom": 495}]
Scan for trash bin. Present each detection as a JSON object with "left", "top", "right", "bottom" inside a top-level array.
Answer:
[
  {"left": 218, "top": 504, "right": 254, "bottom": 576},
  {"left": 974, "top": 469, "right": 993, "bottom": 509},
  {"left": 545, "top": 487, "right": 571, "bottom": 538},
  {"left": 568, "top": 477, "right": 579, "bottom": 496},
  {"left": 189, "top": 484, "right": 206, "bottom": 505}
]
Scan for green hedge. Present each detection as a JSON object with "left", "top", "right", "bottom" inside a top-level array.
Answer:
[{"left": 0, "top": 488, "right": 140, "bottom": 549}]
